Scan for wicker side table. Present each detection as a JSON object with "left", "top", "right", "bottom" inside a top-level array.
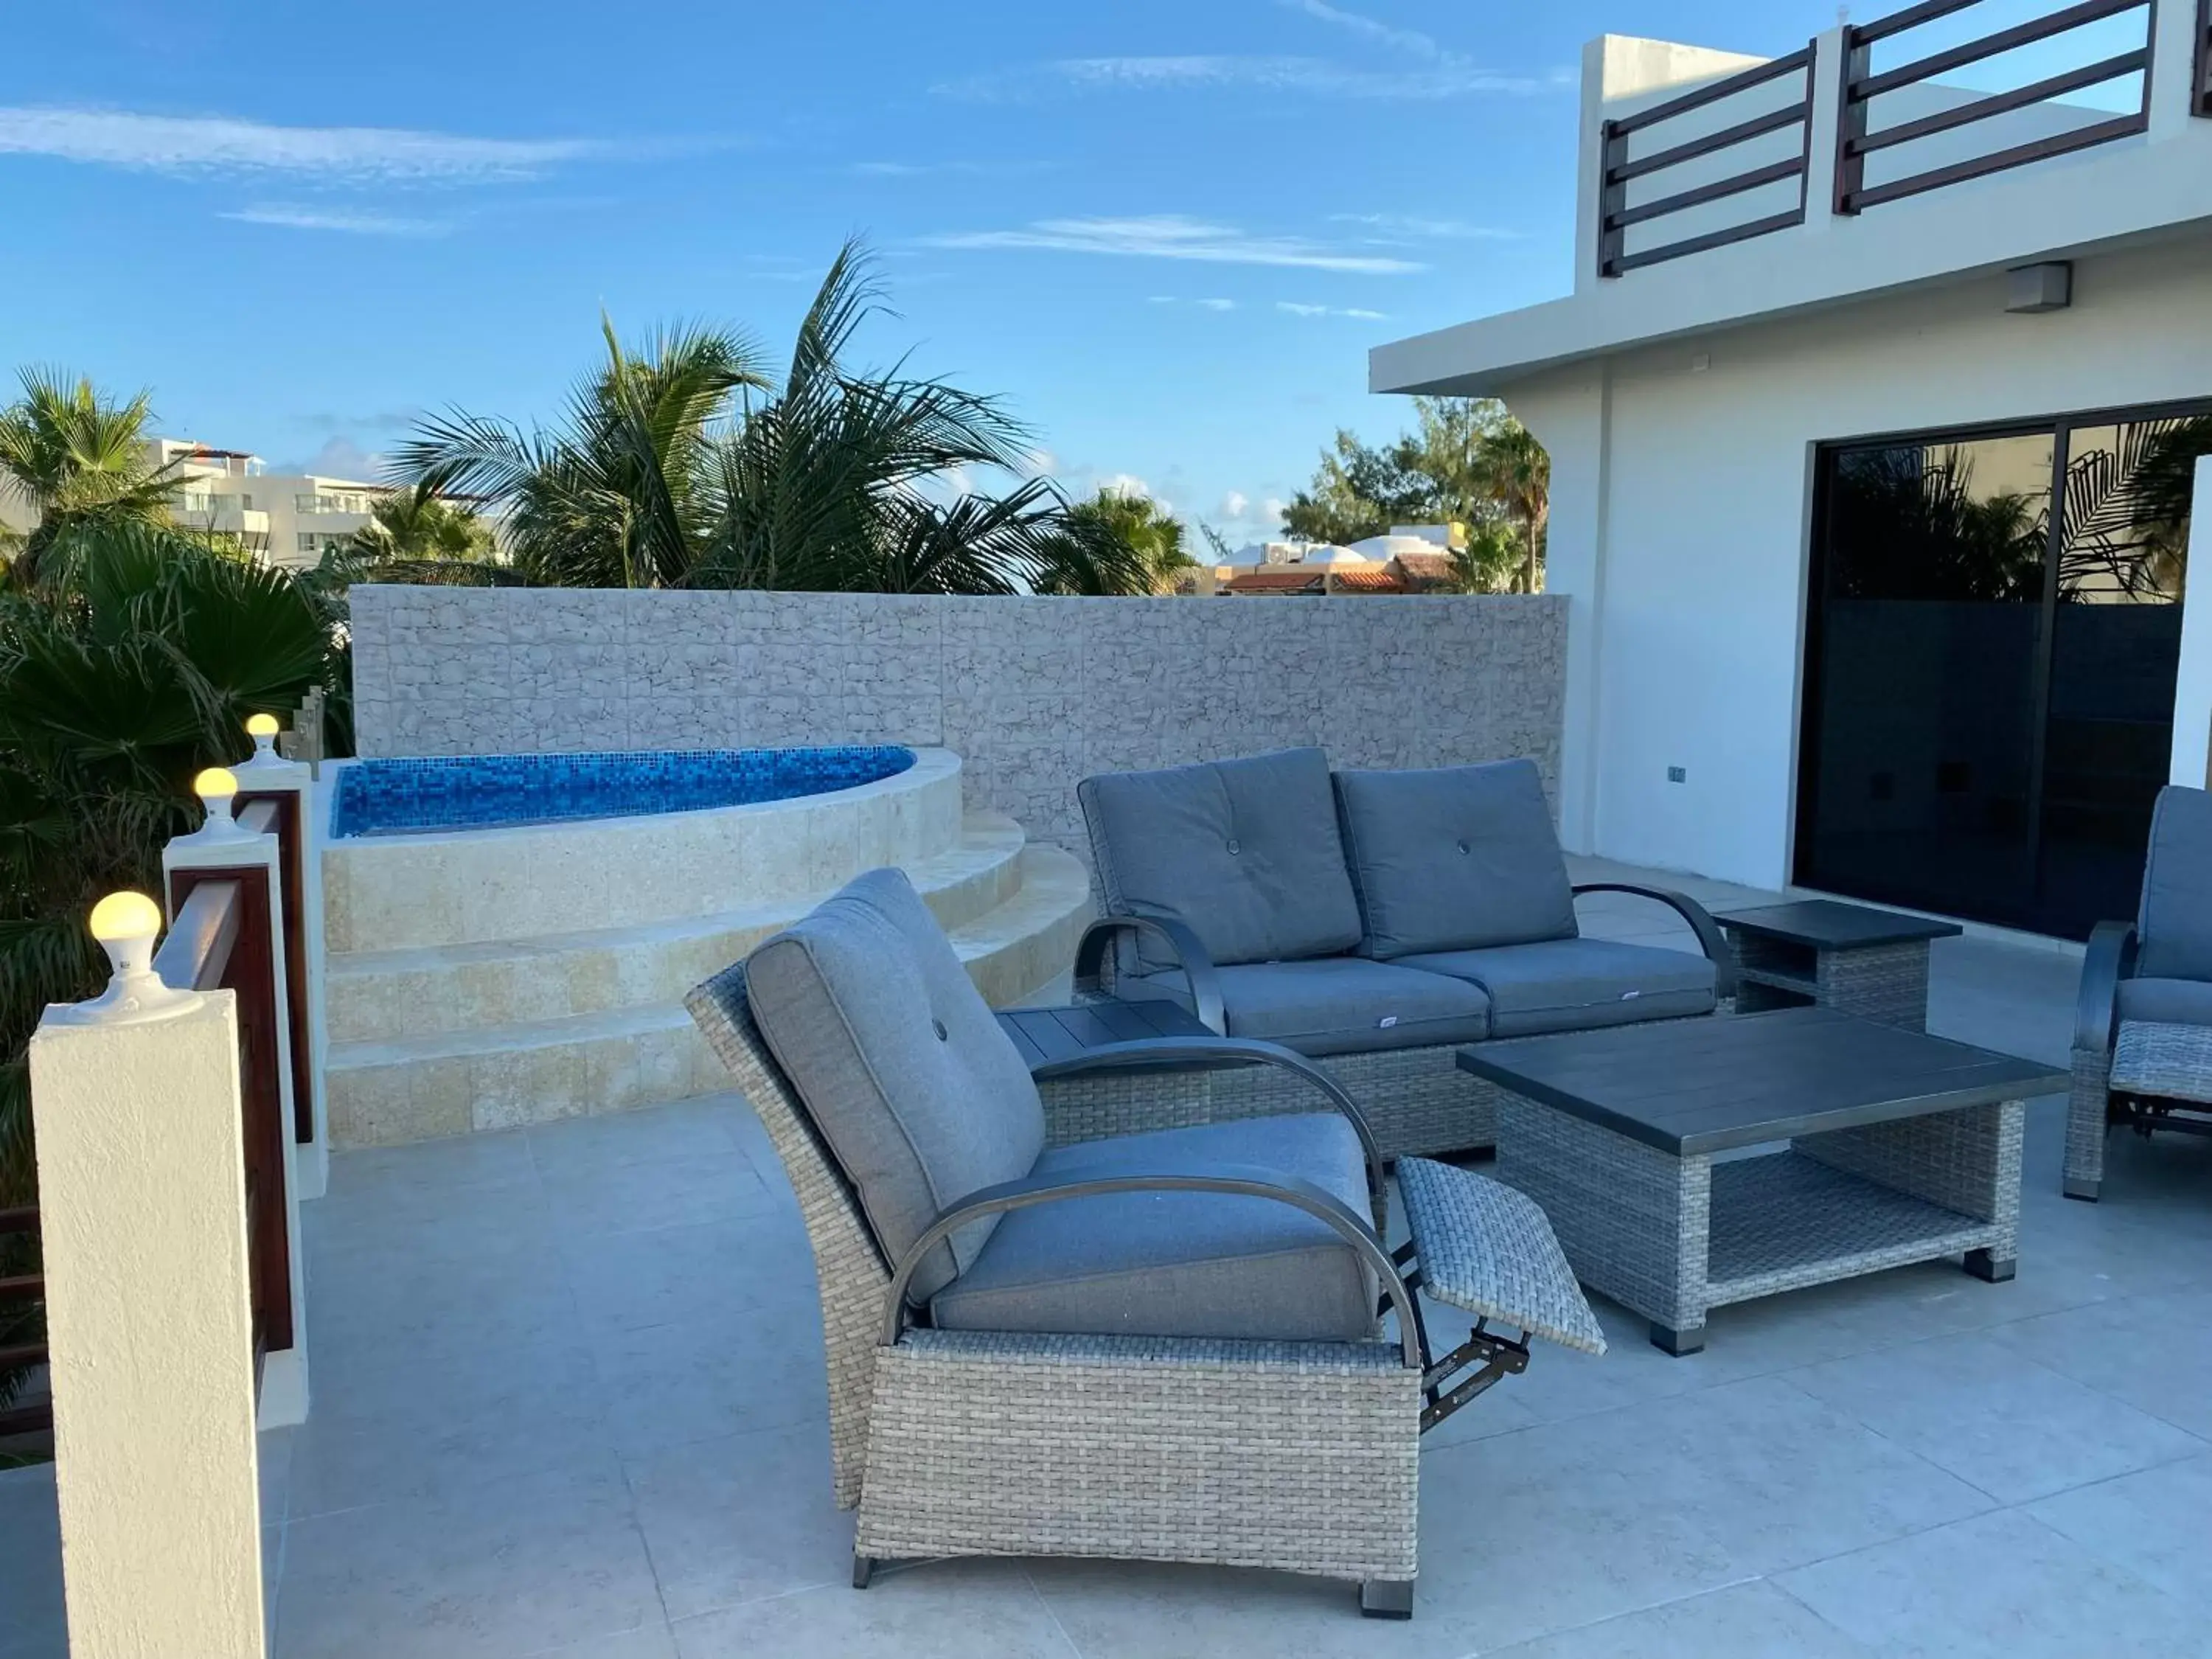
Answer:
[
  {"left": 1460, "top": 1009, "right": 2062, "bottom": 1354},
  {"left": 1717, "top": 900, "right": 1962, "bottom": 1032}
]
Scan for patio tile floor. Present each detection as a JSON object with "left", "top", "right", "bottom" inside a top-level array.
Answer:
[{"left": 7, "top": 863, "right": 2212, "bottom": 1656}]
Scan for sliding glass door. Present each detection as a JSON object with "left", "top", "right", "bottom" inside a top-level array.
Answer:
[{"left": 1797, "top": 401, "right": 2211, "bottom": 939}]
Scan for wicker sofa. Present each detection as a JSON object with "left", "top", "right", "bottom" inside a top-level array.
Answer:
[
  {"left": 2067, "top": 784, "right": 2212, "bottom": 1200},
  {"left": 1073, "top": 749, "right": 1739, "bottom": 1158},
  {"left": 686, "top": 866, "right": 1601, "bottom": 1618}
]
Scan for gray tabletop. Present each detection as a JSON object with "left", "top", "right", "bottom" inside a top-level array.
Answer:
[
  {"left": 1716, "top": 899, "right": 1963, "bottom": 950},
  {"left": 1455, "top": 1007, "right": 2065, "bottom": 1156}
]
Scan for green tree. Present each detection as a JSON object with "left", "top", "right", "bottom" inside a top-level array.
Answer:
[
  {"left": 0, "top": 517, "right": 340, "bottom": 1433},
  {"left": 1283, "top": 397, "right": 1551, "bottom": 591},
  {"left": 398, "top": 240, "right": 1105, "bottom": 594},
  {"left": 0, "top": 369, "right": 184, "bottom": 581},
  {"left": 1036, "top": 487, "right": 1198, "bottom": 594},
  {"left": 341, "top": 481, "right": 499, "bottom": 569}
]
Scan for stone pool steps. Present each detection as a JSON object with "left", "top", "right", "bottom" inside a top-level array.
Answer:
[
  {"left": 323, "top": 837, "right": 1093, "bottom": 1147},
  {"left": 324, "top": 811, "right": 1031, "bottom": 1046}
]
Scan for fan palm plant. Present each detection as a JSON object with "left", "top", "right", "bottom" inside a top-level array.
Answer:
[
  {"left": 0, "top": 518, "right": 337, "bottom": 1430},
  {"left": 397, "top": 240, "right": 1104, "bottom": 594},
  {"left": 0, "top": 369, "right": 184, "bottom": 580}
]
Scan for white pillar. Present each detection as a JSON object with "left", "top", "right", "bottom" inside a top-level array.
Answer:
[
  {"left": 2148, "top": 0, "right": 2203, "bottom": 141},
  {"left": 2168, "top": 456, "right": 2212, "bottom": 788},
  {"left": 28, "top": 987, "right": 267, "bottom": 1659}
]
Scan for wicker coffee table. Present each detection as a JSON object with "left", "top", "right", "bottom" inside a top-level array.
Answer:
[
  {"left": 1716, "top": 900, "right": 1961, "bottom": 1032},
  {"left": 1458, "top": 1008, "right": 2064, "bottom": 1354}
]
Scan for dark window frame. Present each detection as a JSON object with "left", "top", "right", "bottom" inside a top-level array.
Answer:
[{"left": 1796, "top": 392, "right": 2212, "bottom": 935}]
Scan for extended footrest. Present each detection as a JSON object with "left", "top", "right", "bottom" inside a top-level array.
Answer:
[{"left": 1395, "top": 1158, "right": 1606, "bottom": 1431}]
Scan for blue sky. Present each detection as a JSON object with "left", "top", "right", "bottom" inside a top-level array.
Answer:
[{"left": 4, "top": 1, "right": 1865, "bottom": 540}]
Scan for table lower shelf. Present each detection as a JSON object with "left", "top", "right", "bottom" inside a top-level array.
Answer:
[{"left": 1703, "top": 1150, "right": 1997, "bottom": 1308}]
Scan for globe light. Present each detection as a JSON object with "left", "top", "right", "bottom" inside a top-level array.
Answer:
[
  {"left": 193, "top": 766, "right": 244, "bottom": 837},
  {"left": 67, "top": 888, "right": 187, "bottom": 1022}
]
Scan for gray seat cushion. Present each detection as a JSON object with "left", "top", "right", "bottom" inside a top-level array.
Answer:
[
  {"left": 930, "top": 1114, "right": 1378, "bottom": 1343},
  {"left": 1130, "top": 956, "right": 1492, "bottom": 1057},
  {"left": 1397, "top": 938, "right": 1717, "bottom": 1038},
  {"left": 1079, "top": 748, "right": 1364, "bottom": 975},
  {"left": 1333, "top": 759, "right": 1579, "bottom": 959},
  {"left": 2115, "top": 976, "right": 2212, "bottom": 1028},
  {"left": 745, "top": 868, "right": 1044, "bottom": 1301},
  {"left": 2137, "top": 787, "right": 2212, "bottom": 981}
]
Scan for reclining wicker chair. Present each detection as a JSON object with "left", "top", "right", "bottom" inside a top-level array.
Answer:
[
  {"left": 687, "top": 867, "right": 1601, "bottom": 1618},
  {"left": 2067, "top": 784, "right": 2212, "bottom": 1200}
]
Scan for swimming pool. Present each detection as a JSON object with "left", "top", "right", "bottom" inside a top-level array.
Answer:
[{"left": 330, "top": 745, "right": 918, "bottom": 838}]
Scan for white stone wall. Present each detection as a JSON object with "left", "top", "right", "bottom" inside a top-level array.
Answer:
[{"left": 349, "top": 587, "right": 1568, "bottom": 856}]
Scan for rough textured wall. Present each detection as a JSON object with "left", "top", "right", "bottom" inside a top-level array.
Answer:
[{"left": 350, "top": 587, "right": 1568, "bottom": 855}]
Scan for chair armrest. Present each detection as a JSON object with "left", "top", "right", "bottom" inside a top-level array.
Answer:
[
  {"left": 1073, "top": 914, "right": 1226, "bottom": 1034},
  {"left": 882, "top": 1161, "right": 1422, "bottom": 1368},
  {"left": 1032, "top": 1034, "right": 1387, "bottom": 1227},
  {"left": 1573, "top": 883, "right": 1740, "bottom": 1002},
  {"left": 2073, "top": 921, "right": 2138, "bottom": 1057}
]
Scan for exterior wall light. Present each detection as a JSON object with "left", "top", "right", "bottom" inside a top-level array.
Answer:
[
  {"left": 192, "top": 766, "right": 247, "bottom": 839},
  {"left": 2006, "top": 262, "right": 2073, "bottom": 314},
  {"left": 56, "top": 889, "right": 190, "bottom": 1024}
]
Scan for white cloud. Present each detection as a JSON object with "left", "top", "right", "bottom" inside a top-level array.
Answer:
[
  {"left": 223, "top": 204, "right": 449, "bottom": 236},
  {"left": 1329, "top": 212, "right": 1523, "bottom": 241},
  {"left": 923, "top": 215, "right": 1424, "bottom": 275},
  {"left": 0, "top": 105, "right": 605, "bottom": 181},
  {"left": 1196, "top": 297, "right": 1237, "bottom": 311},
  {"left": 1276, "top": 300, "right": 1388, "bottom": 319},
  {"left": 276, "top": 437, "right": 389, "bottom": 479},
  {"left": 1220, "top": 490, "right": 1250, "bottom": 518},
  {"left": 1280, "top": 0, "right": 1442, "bottom": 61},
  {"left": 936, "top": 55, "right": 1548, "bottom": 103}
]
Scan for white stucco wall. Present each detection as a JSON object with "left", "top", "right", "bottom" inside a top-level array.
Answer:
[{"left": 1512, "top": 233, "right": 2212, "bottom": 891}]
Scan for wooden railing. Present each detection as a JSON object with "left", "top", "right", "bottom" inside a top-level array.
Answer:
[
  {"left": 235, "top": 785, "right": 313, "bottom": 1143},
  {"left": 1597, "top": 41, "right": 1819, "bottom": 277},
  {"left": 1835, "top": 0, "right": 2155, "bottom": 214},
  {"left": 0, "top": 1206, "right": 46, "bottom": 1438},
  {"left": 161, "top": 822, "right": 294, "bottom": 1378}
]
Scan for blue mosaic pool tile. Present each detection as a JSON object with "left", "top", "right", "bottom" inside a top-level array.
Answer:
[{"left": 330, "top": 746, "right": 917, "bottom": 839}]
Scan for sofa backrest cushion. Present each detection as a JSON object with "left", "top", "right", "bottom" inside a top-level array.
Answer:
[
  {"left": 1332, "top": 758, "right": 1578, "bottom": 958},
  {"left": 1079, "top": 748, "right": 1365, "bottom": 975},
  {"left": 2138, "top": 785, "right": 2212, "bottom": 982},
  {"left": 745, "top": 868, "right": 1045, "bottom": 1302}
]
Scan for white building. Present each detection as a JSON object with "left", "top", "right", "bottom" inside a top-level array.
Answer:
[
  {"left": 1373, "top": 4, "right": 2212, "bottom": 942},
  {"left": 152, "top": 439, "right": 388, "bottom": 569}
]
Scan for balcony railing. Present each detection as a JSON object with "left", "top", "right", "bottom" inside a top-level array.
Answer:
[
  {"left": 1837, "top": 0, "right": 2154, "bottom": 215},
  {"left": 0, "top": 1206, "right": 46, "bottom": 1439},
  {"left": 160, "top": 809, "right": 296, "bottom": 1377},
  {"left": 1597, "top": 41, "right": 1819, "bottom": 277},
  {"left": 1599, "top": 0, "right": 2200, "bottom": 277}
]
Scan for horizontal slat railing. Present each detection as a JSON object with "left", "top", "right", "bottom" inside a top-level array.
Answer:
[
  {"left": 0, "top": 1206, "right": 46, "bottom": 1438},
  {"left": 1837, "top": 0, "right": 2156, "bottom": 215},
  {"left": 1599, "top": 41, "right": 1818, "bottom": 278}
]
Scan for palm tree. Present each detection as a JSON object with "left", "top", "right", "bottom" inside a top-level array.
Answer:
[
  {"left": 0, "top": 369, "right": 184, "bottom": 580},
  {"left": 1479, "top": 420, "right": 1551, "bottom": 594},
  {"left": 0, "top": 515, "right": 338, "bottom": 1423},
  {"left": 397, "top": 240, "right": 1097, "bottom": 595},
  {"left": 343, "top": 481, "right": 498, "bottom": 568},
  {"left": 1037, "top": 487, "right": 1198, "bottom": 594}
]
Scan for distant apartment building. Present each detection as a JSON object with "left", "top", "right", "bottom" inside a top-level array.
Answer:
[{"left": 151, "top": 439, "right": 388, "bottom": 570}]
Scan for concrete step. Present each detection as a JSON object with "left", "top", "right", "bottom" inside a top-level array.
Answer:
[
  {"left": 324, "top": 841, "right": 1098, "bottom": 1147},
  {"left": 323, "top": 813, "right": 1029, "bottom": 1044}
]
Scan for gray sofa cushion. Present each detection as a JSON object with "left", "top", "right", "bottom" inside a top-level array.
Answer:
[
  {"left": 2137, "top": 786, "right": 2212, "bottom": 981},
  {"left": 2115, "top": 976, "right": 2212, "bottom": 1028},
  {"left": 1130, "top": 956, "right": 1492, "bottom": 1057},
  {"left": 1332, "top": 759, "right": 1578, "bottom": 958},
  {"left": 745, "top": 868, "right": 1044, "bottom": 1302},
  {"left": 929, "top": 1114, "right": 1377, "bottom": 1342},
  {"left": 1079, "top": 748, "right": 1364, "bottom": 975},
  {"left": 1398, "top": 938, "right": 1717, "bottom": 1038}
]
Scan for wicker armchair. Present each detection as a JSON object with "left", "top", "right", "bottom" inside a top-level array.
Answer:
[
  {"left": 687, "top": 869, "right": 1601, "bottom": 1619},
  {"left": 2066, "top": 785, "right": 2212, "bottom": 1200}
]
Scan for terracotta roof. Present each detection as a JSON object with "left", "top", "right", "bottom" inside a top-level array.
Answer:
[
  {"left": 1391, "top": 551, "right": 1458, "bottom": 580},
  {"left": 1220, "top": 566, "right": 1408, "bottom": 594},
  {"left": 1328, "top": 568, "right": 1408, "bottom": 592}
]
